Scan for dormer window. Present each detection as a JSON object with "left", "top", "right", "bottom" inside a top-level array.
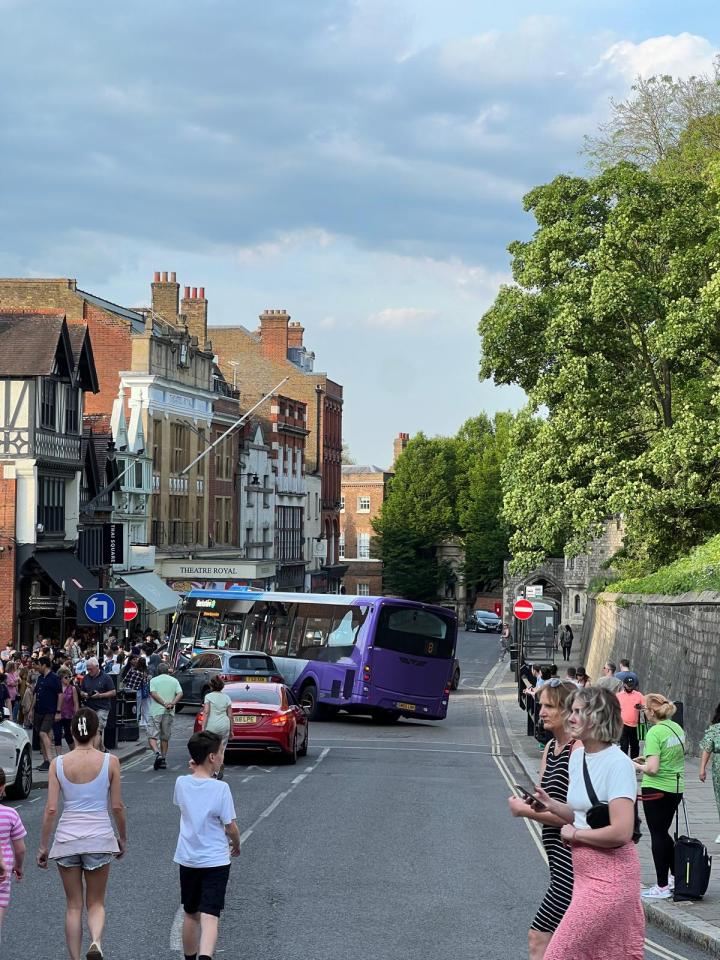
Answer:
[{"left": 41, "top": 379, "right": 57, "bottom": 430}]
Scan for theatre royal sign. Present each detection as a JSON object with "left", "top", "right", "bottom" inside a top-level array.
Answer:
[{"left": 158, "top": 559, "right": 276, "bottom": 580}]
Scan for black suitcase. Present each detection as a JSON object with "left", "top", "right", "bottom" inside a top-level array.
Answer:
[{"left": 673, "top": 798, "right": 712, "bottom": 902}]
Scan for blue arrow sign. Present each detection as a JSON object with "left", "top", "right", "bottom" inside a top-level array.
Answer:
[{"left": 83, "top": 591, "right": 116, "bottom": 625}]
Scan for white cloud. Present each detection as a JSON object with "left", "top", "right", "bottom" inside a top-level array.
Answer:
[
  {"left": 598, "top": 33, "right": 716, "bottom": 81},
  {"left": 233, "top": 229, "right": 336, "bottom": 265},
  {"left": 366, "top": 306, "right": 439, "bottom": 329}
]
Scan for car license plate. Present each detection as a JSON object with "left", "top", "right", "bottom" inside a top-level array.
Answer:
[
  {"left": 396, "top": 701, "right": 416, "bottom": 711},
  {"left": 234, "top": 715, "right": 257, "bottom": 724},
  {"left": 243, "top": 675, "right": 267, "bottom": 682}
]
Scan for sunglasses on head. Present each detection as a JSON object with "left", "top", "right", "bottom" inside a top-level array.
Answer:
[{"left": 547, "top": 678, "right": 569, "bottom": 687}]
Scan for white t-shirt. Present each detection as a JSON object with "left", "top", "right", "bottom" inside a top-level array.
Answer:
[
  {"left": 204, "top": 691, "right": 232, "bottom": 736},
  {"left": 173, "top": 775, "right": 237, "bottom": 868},
  {"left": 567, "top": 744, "right": 637, "bottom": 829}
]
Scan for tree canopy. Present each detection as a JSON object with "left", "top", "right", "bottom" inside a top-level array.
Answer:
[{"left": 479, "top": 162, "right": 720, "bottom": 573}]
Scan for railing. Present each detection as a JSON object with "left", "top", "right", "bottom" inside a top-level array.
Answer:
[
  {"left": 35, "top": 430, "right": 81, "bottom": 462},
  {"left": 152, "top": 474, "right": 160, "bottom": 492},
  {"left": 169, "top": 475, "right": 189, "bottom": 494},
  {"left": 150, "top": 520, "right": 165, "bottom": 546},
  {"left": 196, "top": 478, "right": 204, "bottom": 495},
  {"left": 168, "top": 520, "right": 195, "bottom": 546}
]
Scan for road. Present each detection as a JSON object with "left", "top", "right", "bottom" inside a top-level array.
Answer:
[{"left": 1, "top": 632, "right": 711, "bottom": 959}]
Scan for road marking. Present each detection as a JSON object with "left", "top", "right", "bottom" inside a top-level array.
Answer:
[{"left": 170, "top": 747, "right": 330, "bottom": 952}]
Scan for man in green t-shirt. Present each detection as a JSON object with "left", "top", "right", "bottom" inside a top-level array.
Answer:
[{"left": 149, "top": 662, "right": 183, "bottom": 770}]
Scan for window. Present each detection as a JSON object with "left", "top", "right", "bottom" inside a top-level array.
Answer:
[
  {"left": 375, "top": 607, "right": 454, "bottom": 659},
  {"left": 357, "top": 532, "right": 371, "bottom": 559},
  {"left": 40, "top": 379, "right": 57, "bottom": 430},
  {"left": 37, "top": 476, "right": 65, "bottom": 535},
  {"left": 357, "top": 496, "right": 370, "bottom": 513},
  {"left": 134, "top": 461, "right": 144, "bottom": 489},
  {"left": 152, "top": 419, "right": 163, "bottom": 471},
  {"left": 574, "top": 594, "right": 581, "bottom": 614},
  {"left": 357, "top": 582, "right": 370, "bottom": 596},
  {"left": 338, "top": 533, "right": 345, "bottom": 560},
  {"left": 171, "top": 423, "right": 189, "bottom": 473},
  {"left": 214, "top": 497, "right": 232, "bottom": 545},
  {"left": 339, "top": 496, "right": 345, "bottom": 512},
  {"left": 65, "top": 387, "right": 78, "bottom": 433}
]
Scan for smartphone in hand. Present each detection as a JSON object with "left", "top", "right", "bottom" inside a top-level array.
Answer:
[{"left": 515, "top": 784, "right": 547, "bottom": 811}]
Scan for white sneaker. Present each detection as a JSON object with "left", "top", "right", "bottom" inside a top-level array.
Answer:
[{"left": 642, "top": 884, "right": 671, "bottom": 900}]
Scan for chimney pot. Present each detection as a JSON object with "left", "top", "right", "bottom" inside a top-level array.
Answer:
[
  {"left": 170, "top": 271, "right": 176, "bottom": 283},
  {"left": 191, "top": 287, "right": 197, "bottom": 299},
  {"left": 184, "top": 286, "right": 190, "bottom": 299},
  {"left": 161, "top": 271, "right": 168, "bottom": 282},
  {"left": 153, "top": 271, "right": 161, "bottom": 282},
  {"left": 199, "top": 286, "right": 205, "bottom": 300}
]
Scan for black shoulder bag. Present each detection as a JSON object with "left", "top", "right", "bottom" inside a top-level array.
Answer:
[{"left": 582, "top": 753, "right": 641, "bottom": 844}]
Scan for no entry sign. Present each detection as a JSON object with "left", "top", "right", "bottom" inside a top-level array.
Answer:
[
  {"left": 513, "top": 598, "right": 534, "bottom": 621},
  {"left": 124, "top": 599, "right": 139, "bottom": 622}
]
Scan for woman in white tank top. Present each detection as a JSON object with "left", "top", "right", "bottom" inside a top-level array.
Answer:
[{"left": 37, "top": 708, "right": 126, "bottom": 960}]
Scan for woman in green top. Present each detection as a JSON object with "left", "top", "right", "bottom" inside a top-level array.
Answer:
[
  {"left": 633, "top": 694, "right": 685, "bottom": 900},
  {"left": 202, "top": 677, "right": 232, "bottom": 778},
  {"left": 699, "top": 702, "right": 720, "bottom": 844}
]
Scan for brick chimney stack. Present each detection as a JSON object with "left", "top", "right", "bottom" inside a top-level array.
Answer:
[
  {"left": 181, "top": 285, "right": 209, "bottom": 349},
  {"left": 151, "top": 270, "right": 179, "bottom": 324},
  {"left": 288, "top": 321, "right": 305, "bottom": 350},
  {"left": 259, "top": 309, "right": 290, "bottom": 363},
  {"left": 393, "top": 432, "right": 410, "bottom": 467}
]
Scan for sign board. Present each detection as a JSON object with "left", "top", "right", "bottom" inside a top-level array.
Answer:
[
  {"left": 123, "top": 599, "right": 139, "bottom": 622},
  {"left": 513, "top": 598, "right": 534, "bottom": 621},
  {"left": 102, "top": 523, "right": 124, "bottom": 566},
  {"left": 159, "top": 559, "right": 276, "bottom": 580},
  {"left": 77, "top": 589, "right": 127, "bottom": 628},
  {"left": 525, "top": 585, "right": 543, "bottom": 598}
]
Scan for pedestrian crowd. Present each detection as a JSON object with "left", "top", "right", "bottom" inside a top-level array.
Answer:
[
  {"left": 0, "top": 626, "right": 243, "bottom": 960},
  {"left": 507, "top": 650, "right": 720, "bottom": 960}
]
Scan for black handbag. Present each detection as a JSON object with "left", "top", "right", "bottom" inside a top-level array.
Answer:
[{"left": 582, "top": 753, "right": 641, "bottom": 843}]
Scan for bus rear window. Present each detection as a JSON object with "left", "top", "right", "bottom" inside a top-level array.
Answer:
[{"left": 375, "top": 607, "right": 454, "bottom": 659}]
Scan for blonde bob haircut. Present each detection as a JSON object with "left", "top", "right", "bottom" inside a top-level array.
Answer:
[
  {"left": 572, "top": 686, "right": 623, "bottom": 743},
  {"left": 538, "top": 680, "right": 576, "bottom": 717},
  {"left": 644, "top": 694, "right": 677, "bottom": 721}
]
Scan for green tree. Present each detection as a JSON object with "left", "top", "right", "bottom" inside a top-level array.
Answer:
[
  {"left": 479, "top": 163, "right": 720, "bottom": 572},
  {"left": 373, "top": 433, "right": 460, "bottom": 600}
]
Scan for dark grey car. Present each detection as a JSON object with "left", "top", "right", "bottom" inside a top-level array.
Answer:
[{"left": 175, "top": 650, "right": 283, "bottom": 708}]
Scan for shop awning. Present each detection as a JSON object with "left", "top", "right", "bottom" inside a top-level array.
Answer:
[
  {"left": 35, "top": 551, "right": 98, "bottom": 608},
  {"left": 117, "top": 572, "right": 180, "bottom": 614}
]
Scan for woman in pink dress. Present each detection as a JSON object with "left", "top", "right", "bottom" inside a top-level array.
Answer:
[
  {"left": 37, "top": 708, "right": 126, "bottom": 960},
  {"left": 536, "top": 686, "right": 644, "bottom": 960}
]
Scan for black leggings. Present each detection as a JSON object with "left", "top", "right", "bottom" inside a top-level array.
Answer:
[{"left": 641, "top": 788, "right": 682, "bottom": 887}]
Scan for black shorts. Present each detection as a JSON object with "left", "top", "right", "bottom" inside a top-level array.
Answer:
[{"left": 179, "top": 864, "right": 231, "bottom": 918}]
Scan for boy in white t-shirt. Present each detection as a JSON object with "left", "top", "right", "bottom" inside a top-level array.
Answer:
[{"left": 174, "top": 731, "right": 241, "bottom": 960}]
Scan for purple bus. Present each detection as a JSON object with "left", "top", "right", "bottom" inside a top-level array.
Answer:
[{"left": 168, "top": 589, "right": 457, "bottom": 721}]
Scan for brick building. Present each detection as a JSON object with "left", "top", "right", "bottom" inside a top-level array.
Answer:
[
  {"left": 211, "top": 310, "right": 345, "bottom": 591},
  {"left": 340, "top": 464, "right": 392, "bottom": 596}
]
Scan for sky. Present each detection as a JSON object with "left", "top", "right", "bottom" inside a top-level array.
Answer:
[{"left": 1, "top": 1, "right": 719, "bottom": 465}]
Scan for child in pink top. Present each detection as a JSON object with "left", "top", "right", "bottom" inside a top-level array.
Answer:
[{"left": 0, "top": 767, "right": 27, "bottom": 946}]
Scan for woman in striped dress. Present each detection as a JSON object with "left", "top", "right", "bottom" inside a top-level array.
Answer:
[{"left": 509, "top": 680, "right": 576, "bottom": 959}]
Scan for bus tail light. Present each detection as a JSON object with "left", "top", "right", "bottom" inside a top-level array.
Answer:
[
  {"left": 444, "top": 684, "right": 450, "bottom": 696},
  {"left": 363, "top": 664, "right": 371, "bottom": 681}
]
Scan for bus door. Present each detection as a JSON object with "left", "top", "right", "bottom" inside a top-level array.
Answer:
[{"left": 372, "top": 606, "right": 455, "bottom": 697}]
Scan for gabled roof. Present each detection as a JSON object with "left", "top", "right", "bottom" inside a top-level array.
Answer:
[
  {"left": 67, "top": 324, "right": 99, "bottom": 393},
  {"left": 77, "top": 289, "right": 147, "bottom": 333},
  {"left": 341, "top": 464, "right": 387, "bottom": 475},
  {"left": 0, "top": 313, "right": 75, "bottom": 378}
]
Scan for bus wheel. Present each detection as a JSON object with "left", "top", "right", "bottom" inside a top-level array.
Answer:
[{"left": 300, "top": 683, "right": 320, "bottom": 720}]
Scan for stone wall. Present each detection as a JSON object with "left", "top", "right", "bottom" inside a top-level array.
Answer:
[{"left": 581, "top": 592, "right": 720, "bottom": 752}]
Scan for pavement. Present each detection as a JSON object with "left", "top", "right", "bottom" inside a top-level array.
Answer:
[
  {"left": 491, "top": 655, "right": 720, "bottom": 957},
  {"left": 29, "top": 736, "right": 147, "bottom": 789}
]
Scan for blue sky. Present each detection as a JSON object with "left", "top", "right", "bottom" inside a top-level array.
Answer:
[{"left": 1, "top": 1, "right": 718, "bottom": 464}]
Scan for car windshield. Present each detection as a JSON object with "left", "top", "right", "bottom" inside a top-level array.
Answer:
[
  {"left": 228, "top": 656, "right": 273, "bottom": 671},
  {"left": 477, "top": 612, "right": 498, "bottom": 619},
  {"left": 228, "top": 686, "right": 282, "bottom": 705}
]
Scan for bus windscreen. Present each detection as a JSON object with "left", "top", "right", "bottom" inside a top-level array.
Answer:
[{"left": 374, "top": 607, "right": 454, "bottom": 659}]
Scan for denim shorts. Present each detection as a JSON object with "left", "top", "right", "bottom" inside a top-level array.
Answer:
[{"left": 56, "top": 852, "right": 114, "bottom": 870}]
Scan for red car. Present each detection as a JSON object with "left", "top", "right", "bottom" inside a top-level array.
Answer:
[{"left": 193, "top": 682, "right": 309, "bottom": 764}]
